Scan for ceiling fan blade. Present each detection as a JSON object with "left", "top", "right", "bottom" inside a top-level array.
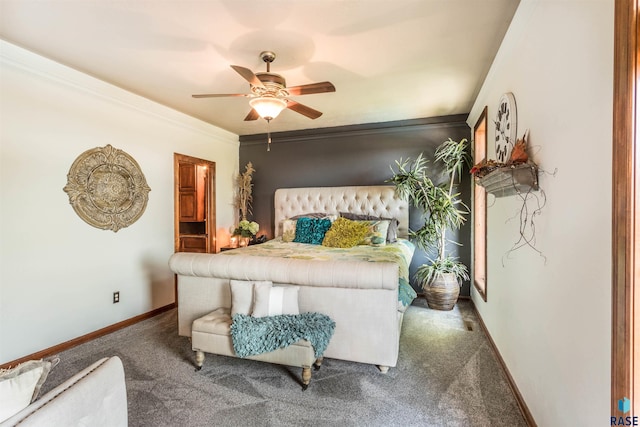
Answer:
[
  {"left": 286, "top": 100, "right": 323, "bottom": 119},
  {"left": 192, "top": 93, "right": 250, "bottom": 98},
  {"left": 231, "top": 65, "right": 265, "bottom": 88},
  {"left": 244, "top": 109, "right": 260, "bottom": 121},
  {"left": 286, "top": 82, "right": 336, "bottom": 96}
]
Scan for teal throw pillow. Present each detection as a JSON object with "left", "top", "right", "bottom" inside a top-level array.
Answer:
[{"left": 293, "top": 217, "right": 332, "bottom": 245}]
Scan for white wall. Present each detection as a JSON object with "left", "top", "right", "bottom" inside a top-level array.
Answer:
[
  {"left": 0, "top": 40, "right": 239, "bottom": 364},
  {"left": 467, "top": 1, "right": 612, "bottom": 425}
]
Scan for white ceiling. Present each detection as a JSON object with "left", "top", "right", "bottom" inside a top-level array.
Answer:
[{"left": 0, "top": 0, "right": 519, "bottom": 136}]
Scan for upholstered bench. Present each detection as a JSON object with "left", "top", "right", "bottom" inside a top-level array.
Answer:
[{"left": 191, "top": 308, "right": 323, "bottom": 390}]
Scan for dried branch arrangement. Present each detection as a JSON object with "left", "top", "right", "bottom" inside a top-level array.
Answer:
[
  {"left": 236, "top": 162, "right": 255, "bottom": 221},
  {"left": 470, "top": 130, "right": 531, "bottom": 178}
]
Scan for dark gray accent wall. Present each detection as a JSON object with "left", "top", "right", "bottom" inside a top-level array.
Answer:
[{"left": 239, "top": 115, "right": 472, "bottom": 295}]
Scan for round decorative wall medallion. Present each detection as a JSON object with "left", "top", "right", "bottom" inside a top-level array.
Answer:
[{"left": 63, "top": 144, "right": 151, "bottom": 232}]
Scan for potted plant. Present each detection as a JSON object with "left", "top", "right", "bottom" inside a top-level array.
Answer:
[{"left": 388, "top": 138, "right": 470, "bottom": 310}]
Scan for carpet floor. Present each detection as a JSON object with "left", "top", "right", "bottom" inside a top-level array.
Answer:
[{"left": 41, "top": 298, "right": 528, "bottom": 427}]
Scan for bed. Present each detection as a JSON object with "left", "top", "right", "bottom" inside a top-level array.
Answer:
[{"left": 169, "top": 185, "right": 416, "bottom": 371}]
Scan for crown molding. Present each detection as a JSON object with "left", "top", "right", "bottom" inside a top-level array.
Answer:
[
  {"left": 0, "top": 39, "right": 238, "bottom": 146},
  {"left": 239, "top": 114, "right": 470, "bottom": 145}
]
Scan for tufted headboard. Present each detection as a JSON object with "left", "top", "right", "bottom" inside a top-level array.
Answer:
[{"left": 274, "top": 185, "right": 409, "bottom": 238}]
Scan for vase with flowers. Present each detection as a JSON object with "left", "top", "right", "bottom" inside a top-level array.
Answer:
[{"left": 233, "top": 220, "right": 259, "bottom": 246}]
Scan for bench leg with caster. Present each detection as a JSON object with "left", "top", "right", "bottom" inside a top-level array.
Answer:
[
  {"left": 195, "top": 350, "right": 205, "bottom": 371},
  {"left": 301, "top": 366, "right": 312, "bottom": 391}
]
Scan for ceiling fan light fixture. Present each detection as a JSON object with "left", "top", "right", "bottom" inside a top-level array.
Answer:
[
  {"left": 192, "top": 51, "right": 335, "bottom": 124},
  {"left": 249, "top": 96, "right": 287, "bottom": 120}
]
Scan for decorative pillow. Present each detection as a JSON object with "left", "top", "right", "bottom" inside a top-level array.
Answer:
[
  {"left": 358, "top": 220, "right": 391, "bottom": 247},
  {"left": 0, "top": 359, "right": 53, "bottom": 422},
  {"left": 230, "top": 280, "right": 272, "bottom": 316},
  {"left": 293, "top": 217, "right": 332, "bottom": 245},
  {"left": 322, "top": 217, "right": 370, "bottom": 248},
  {"left": 281, "top": 215, "right": 337, "bottom": 242},
  {"left": 252, "top": 282, "right": 300, "bottom": 317},
  {"left": 387, "top": 219, "right": 399, "bottom": 242},
  {"left": 281, "top": 219, "right": 298, "bottom": 242},
  {"left": 340, "top": 212, "right": 399, "bottom": 243}
]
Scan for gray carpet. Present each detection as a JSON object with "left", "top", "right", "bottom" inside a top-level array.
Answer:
[{"left": 41, "top": 298, "right": 527, "bottom": 427}]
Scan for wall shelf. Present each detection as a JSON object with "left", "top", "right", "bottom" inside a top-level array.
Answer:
[{"left": 476, "top": 163, "right": 539, "bottom": 197}]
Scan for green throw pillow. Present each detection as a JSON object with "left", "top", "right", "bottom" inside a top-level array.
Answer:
[
  {"left": 358, "top": 220, "right": 391, "bottom": 247},
  {"left": 322, "top": 217, "right": 370, "bottom": 248}
]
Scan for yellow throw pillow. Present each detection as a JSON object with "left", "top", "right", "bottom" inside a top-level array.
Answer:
[{"left": 322, "top": 217, "right": 370, "bottom": 248}]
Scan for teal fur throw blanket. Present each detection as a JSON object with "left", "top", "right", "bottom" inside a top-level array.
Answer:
[{"left": 230, "top": 312, "right": 335, "bottom": 359}]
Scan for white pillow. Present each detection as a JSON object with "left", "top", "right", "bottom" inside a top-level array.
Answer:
[
  {"left": 0, "top": 360, "right": 52, "bottom": 422},
  {"left": 230, "top": 280, "right": 271, "bottom": 316},
  {"left": 252, "top": 282, "right": 300, "bottom": 317}
]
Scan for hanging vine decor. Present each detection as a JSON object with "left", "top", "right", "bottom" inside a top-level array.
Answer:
[
  {"left": 472, "top": 130, "right": 556, "bottom": 264},
  {"left": 500, "top": 172, "right": 548, "bottom": 266}
]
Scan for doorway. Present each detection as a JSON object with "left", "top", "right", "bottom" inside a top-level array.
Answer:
[{"left": 173, "top": 153, "right": 216, "bottom": 254}]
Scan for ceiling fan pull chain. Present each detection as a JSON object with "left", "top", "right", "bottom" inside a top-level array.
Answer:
[{"left": 267, "top": 119, "right": 271, "bottom": 152}]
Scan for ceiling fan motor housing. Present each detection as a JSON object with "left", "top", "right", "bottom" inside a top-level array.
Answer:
[
  {"left": 255, "top": 72, "right": 286, "bottom": 87},
  {"left": 253, "top": 73, "right": 288, "bottom": 97}
]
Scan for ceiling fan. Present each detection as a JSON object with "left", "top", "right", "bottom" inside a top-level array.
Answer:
[{"left": 192, "top": 51, "right": 336, "bottom": 122}]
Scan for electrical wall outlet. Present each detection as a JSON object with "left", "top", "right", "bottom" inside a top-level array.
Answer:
[{"left": 113, "top": 291, "right": 120, "bottom": 304}]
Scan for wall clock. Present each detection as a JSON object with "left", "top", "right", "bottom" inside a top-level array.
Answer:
[{"left": 495, "top": 92, "right": 517, "bottom": 163}]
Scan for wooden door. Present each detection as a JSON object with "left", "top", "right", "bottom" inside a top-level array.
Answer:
[{"left": 178, "top": 162, "right": 197, "bottom": 222}]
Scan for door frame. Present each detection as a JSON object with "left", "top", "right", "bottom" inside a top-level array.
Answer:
[
  {"left": 173, "top": 153, "right": 216, "bottom": 254},
  {"left": 612, "top": 0, "right": 639, "bottom": 414}
]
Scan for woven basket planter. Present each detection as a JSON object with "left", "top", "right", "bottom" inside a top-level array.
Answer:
[{"left": 424, "top": 273, "right": 460, "bottom": 311}]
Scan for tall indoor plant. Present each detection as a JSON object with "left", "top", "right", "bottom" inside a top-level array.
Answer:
[{"left": 388, "top": 138, "right": 470, "bottom": 310}]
